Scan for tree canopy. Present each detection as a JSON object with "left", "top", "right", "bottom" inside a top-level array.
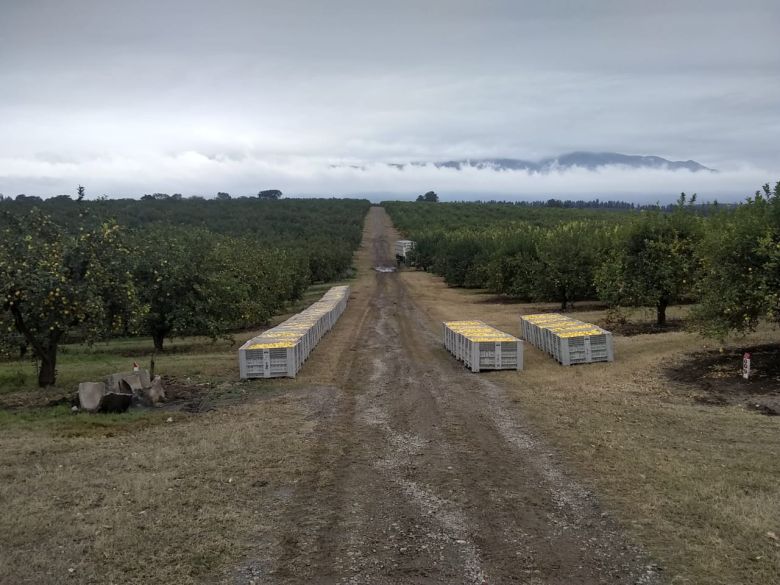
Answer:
[
  {"left": 384, "top": 190, "right": 779, "bottom": 333},
  {"left": 132, "top": 226, "right": 311, "bottom": 350},
  {"left": 0, "top": 197, "right": 369, "bottom": 386},
  {"left": 595, "top": 207, "right": 700, "bottom": 326},
  {"left": 694, "top": 182, "right": 780, "bottom": 336},
  {"left": 258, "top": 189, "right": 283, "bottom": 200},
  {"left": 0, "top": 209, "right": 140, "bottom": 386},
  {"left": 536, "top": 221, "right": 607, "bottom": 310},
  {"left": 416, "top": 191, "right": 439, "bottom": 202}
]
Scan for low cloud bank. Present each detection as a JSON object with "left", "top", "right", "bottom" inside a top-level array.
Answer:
[{"left": 0, "top": 152, "right": 776, "bottom": 203}]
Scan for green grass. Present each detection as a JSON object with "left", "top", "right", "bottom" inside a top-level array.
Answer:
[
  {"left": 0, "top": 339, "right": 237, "bottom": 395},
  {"left": 0, "top": 403, "right": 175, "bottom": 435}
]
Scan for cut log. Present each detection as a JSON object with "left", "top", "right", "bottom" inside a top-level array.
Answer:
[
  {"left": 145, "top": 375, "right": 166, "bottom": 405},
  {"left": 99, "top": 393, "right": 132, "bottom": 413},
  {"left": 124, "top": 373, "right": 145, "bottom": 394},
  {"left": 137, "top": 369, "right": 151, "bottom": 389},
  {"left": 78, "top": 382, "right": 106, "bottom": 412},
  {"left": 105, "top": 370, "right": 150, "bottom": 393}
]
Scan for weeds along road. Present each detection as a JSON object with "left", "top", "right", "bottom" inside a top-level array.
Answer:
[{"left": 238, "top": 207, "right": 657, "bottom": 585}]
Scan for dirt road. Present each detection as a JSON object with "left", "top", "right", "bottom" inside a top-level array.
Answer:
[{"left": 235, "top": 207, "right": 657, "bottom": 584}]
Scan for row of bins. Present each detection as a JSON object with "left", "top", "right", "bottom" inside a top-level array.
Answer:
[
  {"left": 443, "top": 320, "right": 523, "bottom": 372},
  {"left": 519, "top": 313, "right": 614, "bottom": 366},
  {"left": 238, "top": 285, "right": 350, "bottom": 378}
]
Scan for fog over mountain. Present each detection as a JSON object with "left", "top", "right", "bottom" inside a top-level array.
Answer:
[
  {"left": 0, "top": 1, "right": 778, "bottom": 201},
  {"left": 393, "top": 152, "right": 715, "bottom": 173}
]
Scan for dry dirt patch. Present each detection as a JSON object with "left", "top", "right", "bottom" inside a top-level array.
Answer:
[
  {"left": 0, "top": 392, "right": 322, "bottom": 585},
  {"left": 601, "top": 318, "right": 686, "bottom": 336},
  {"left": 666, "top": 344, "right": 780, "bottom": 415}
]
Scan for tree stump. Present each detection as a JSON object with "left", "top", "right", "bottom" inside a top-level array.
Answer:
[
  {"left": 99, "top": 393, "right": 132, "bottom": 413},
  {"left": 78, "top": 382, "right": 107, "bottom": 412},
  {"left": 144, "top": 375, "right": 166, "bottom": 405}
]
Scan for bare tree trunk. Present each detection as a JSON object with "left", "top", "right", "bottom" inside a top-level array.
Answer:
[
  {"left": 38, "top": 342, "right": 58, "bottom": 387},
  {"left": 657, "top": 298, "right": 668, "bottom": 327},
  {"left": 10, "top": 307, "right": 60, "bottom": 387},
  {"left": 152, "top": 330, "right": 166, "bottom": 352}
]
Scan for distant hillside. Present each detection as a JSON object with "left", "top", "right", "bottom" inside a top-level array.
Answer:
[{"left": 407, "top": 152, "right": 716, "bottom": 172}]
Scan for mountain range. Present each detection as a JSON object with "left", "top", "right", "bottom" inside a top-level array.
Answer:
[{"left": 384, "top": 152, "right": 716, "bottom": 173}]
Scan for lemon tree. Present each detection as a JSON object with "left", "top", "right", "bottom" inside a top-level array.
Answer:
[
  {"left": 0, "top": 209, "right": 140, "bottom": 387},
  {"left": 595, "top": 200, "right": 701, "bottom": 327},
  {"left": 695, "top": 182, "right": 780, "bottom": 336}
]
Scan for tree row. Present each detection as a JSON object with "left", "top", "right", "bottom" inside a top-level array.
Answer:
[
  {"left": 0, "top": 198, "right": 370, "bottom": 387},
  {"left": 385, "top": 183, "right": 780, "bottom": 337}
]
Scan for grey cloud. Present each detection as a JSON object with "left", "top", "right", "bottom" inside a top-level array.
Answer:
[{"left": 0, "top": 0, "right": 778, "bottom": 198}]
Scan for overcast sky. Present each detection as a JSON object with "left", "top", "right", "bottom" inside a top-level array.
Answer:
[{"left": 1, "top": 0, "right": 778, "bottom": 201}]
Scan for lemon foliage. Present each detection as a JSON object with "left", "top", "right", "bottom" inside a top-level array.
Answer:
[
  {"left": 694, "top": 182, "right": 780, "bottom": 336},
  {"left": 595, "top": 196, "right": 702, "bottom": 326},
  {"left": 132, "top": 226, "right": 311, "bottom": 351},
  {"left": 0, "top": 197, "right": 369, "bottom": 386},
  {"left": 386, "top": 185, "right": 779, "bottom": 334},
  {"left": 0, "top": 209, "right": 140, "bottom": 386}
]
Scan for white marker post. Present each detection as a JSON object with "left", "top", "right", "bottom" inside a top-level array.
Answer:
[{"left": 742, "top": 352, "right": 751, "bottom": 380}]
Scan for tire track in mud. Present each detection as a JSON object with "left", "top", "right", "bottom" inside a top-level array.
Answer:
[{"left": 233, "top": 207, "right": 659, "bottom": 585}]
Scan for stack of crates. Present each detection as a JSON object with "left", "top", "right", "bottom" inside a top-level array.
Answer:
[
  {"left": 443, "top": 320, "right": 523, "bottom": 373},
  {"left": 519, "top": 313, "right": 614, "bottom": 366},
  {"left": 394, "top": 239, "right": 416, "bottom": 265},
  {"left": 238, "top": 285, "right": 350, "bottom": 379},
  {"left": 394, "top": 239, "right": 415, "bottom": 261}
]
